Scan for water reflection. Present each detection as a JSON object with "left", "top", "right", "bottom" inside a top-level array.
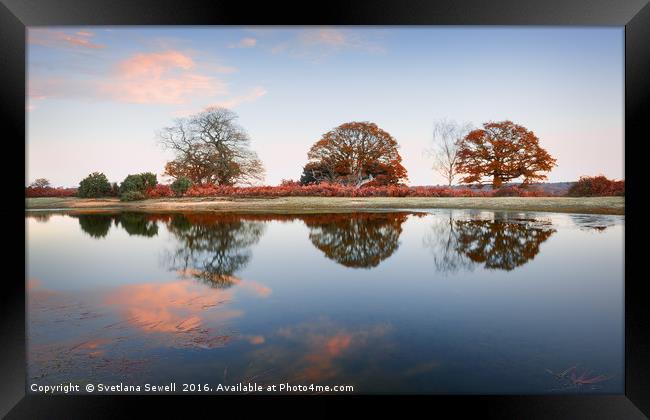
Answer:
[
  {"left": 115, "top": 213, "right": 159, "bottom": 237},
  {"left": 248, "top": 318, "right": 393, "bottom": 384},
  {"left": 68, "top": 212, "right": 413, "bottom": 270},
  {"left": 27, "top": 212, "right": 53, "bottom": 223},
  {"left": 75, "top": 214, "right": 113, "bottom": 238},
  {"left": 26, "top": 210, "right": 624, "bottom": 393},
  {"left": 425, "top": 212, "right": 556, "bottom": 272},
  {"left": 164, "top": 214, "right": 266, "bottom": 288},
  {"left": 28, "top": 274, "right": 272, "bottom": 382},
  {"left": 569, "top": 214, "right": 619, "bottom": 232},
  {"left": 303, "top": 213, "right": 408, "bottom": 269},
  {"left": 47, "top": 211, "right": 561, "bottom": 272},
  {"left": 104, "top": 279, "right": 242, "bottom": 348},
  {"left": 73, "top": 212, "right": 159, "bottom": 238},
  {"left": 423, "top": 213, "right": 475, "bottom": 274}
]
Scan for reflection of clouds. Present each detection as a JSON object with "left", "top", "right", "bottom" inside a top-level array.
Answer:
[
  {"left": 104, "top": 280, "right": 242, "bottom": 345},
  {"left": 28, "top": 274, "right": 273, "bottom": 384},
  {"left": 251, "top": 318, "right": 393, "bottom": 383},
  {"left": 246, "top": 335, "right": 265, "bottom": 345}
]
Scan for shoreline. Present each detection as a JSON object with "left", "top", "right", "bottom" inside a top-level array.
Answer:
[{"left": 25, "top": 196, "right": 625, "bottom": 215}]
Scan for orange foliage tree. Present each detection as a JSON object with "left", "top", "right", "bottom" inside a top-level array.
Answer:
[
  {"left": 456, "top": 121, "right": 556, "bottom": 188},
  {"left": 302, "top": 121, "right": 408, "bottom": 186}
]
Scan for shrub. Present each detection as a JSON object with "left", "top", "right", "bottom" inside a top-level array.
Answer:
[
  {"left": 146, "top": 184, "right": 174, "bottom": 198},
  {"left": 78, "top": 172, "right": 112, "bottom": 198},
  {"left": 170, "top": 177, "right": 192, "bottom": 197},
  {"left": 120, "top": 172, "right": 158, "bottom": 195},
  {"left": 567, "top": 176, "right": 625, "bottom": 197},
  {"left": 119, "top": 190, "right": 146, "bottom": 201}
]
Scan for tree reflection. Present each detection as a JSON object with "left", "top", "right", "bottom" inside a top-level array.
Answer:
[
  {"left": 26, "top": 212, "right": 53, "bottom": 223},
  {"left": 75, "top": 212, "right": 159, "bottom": 238},
  {"left": 115, "top": 212, "right": 159, "bottom": 237},
  {"left": 303, "top": 213, "right": 409, "bottom": 269},
  {"left": 454, "top": 216, "right": 555, "bottom": 270},
  {"left": 164, "top": 214, "right": 266, "bottom": 288},
  {"left": 425, "top": 212, "right": 556, "bottom": 272},
  {"left": 423, "top": 211, "right": 475, "bottom": 274},
  {"left": 76, "top": 214, "right": 114, "bottom": 238}
]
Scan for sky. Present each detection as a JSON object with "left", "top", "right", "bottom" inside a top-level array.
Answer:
[{"left": 27, "top": 26, "right": 624, "bottom": 187}]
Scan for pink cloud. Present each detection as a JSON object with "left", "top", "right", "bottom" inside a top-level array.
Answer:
[
  {"left": 300, "top": 29, "right": 348, "bottom": 48},
  {"left": 174, "top": 86, "right": 267, "bottom": 117},
  {"left": 271, "top": 29, "right": 385, "bottom": 60},
  {"left": 229, "top": 37, "right": 257, "bottom": 48},
  {"left": 208, "top": 86, "right": 267, "bottom": 108},
  {"left": 29, "top": 29, "right": 104, "bottom": 49},
  {"left": 100, "top": 51, "right": 225, "bottom": 104}
]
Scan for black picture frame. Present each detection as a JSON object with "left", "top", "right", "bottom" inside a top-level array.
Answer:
[{"left": 3, "top": 0, "right": 648, "bottom": 417}]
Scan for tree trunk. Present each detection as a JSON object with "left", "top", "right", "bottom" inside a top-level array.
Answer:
[{"left": 492, "top": 176, "right": 502, "bottom": 189}]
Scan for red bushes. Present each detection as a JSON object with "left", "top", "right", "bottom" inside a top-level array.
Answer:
[
  {"left": 566, "top": 176, "right": 625, "bottom": 197},
  {"left": 492, "top": 185, "right": 548, "bottom": 197},
  {"left": 27, "top": 178, "right": 623, "bottom": 199},
  {"left": 25, "top": 187, "right": 78, "bottom": 198},
  {"left": 178, "top": 183, "right": 497, "bottom": 198},
  {"left": 145, "top": 184, "right": 174, "bottom": 198}
]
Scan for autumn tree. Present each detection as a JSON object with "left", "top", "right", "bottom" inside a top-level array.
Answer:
[
  {"left": 426, "top": 119, "right": 472, "bottom": 186},
  {"left": 456, "top": 121, "right": 556, "bottom": 188},
  {"left": 158, "top": 107, "right": 265, "bottom": 186},
  {"left": 302, "top": 121, "right": 408, "bottom": 187}
]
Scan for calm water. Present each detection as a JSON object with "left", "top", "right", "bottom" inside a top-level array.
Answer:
[{"left": 26, "top": 210, "right": 624, "bottom": 394}]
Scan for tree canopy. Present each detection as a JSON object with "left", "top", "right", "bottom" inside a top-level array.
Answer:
[
  {"left": 78, "top": 172, "right": 112, "bottom": 198},
  {"left": 158, "top": 107, "right": 264, "bottom": 186},
  {"left": 302, "top": 121, "right": 408, "bottom": 186},
  {"left": 29, "top": 178, "right": 51, "bottom": 189},
  {"left": 456, "top": 120, "right": 556, "bottom": 188}
]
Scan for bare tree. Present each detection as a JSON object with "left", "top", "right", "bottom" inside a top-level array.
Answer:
[
  {"left": 426, "top": 119, "right": 472, "bottom": 186},
  {"left": 29, "top": 178, "right": 51, "bottom": 189},
  {"left": 158, "top": 107, "right": 265, "bottom": 186}
]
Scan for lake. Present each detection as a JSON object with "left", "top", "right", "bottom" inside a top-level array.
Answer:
[{"left": 26, "top": 209, "right": 624, "bottom": 394}]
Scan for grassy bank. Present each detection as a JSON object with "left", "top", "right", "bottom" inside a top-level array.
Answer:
[{"left": 25, "top": 196, "right": 625, "bottom": 215}]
